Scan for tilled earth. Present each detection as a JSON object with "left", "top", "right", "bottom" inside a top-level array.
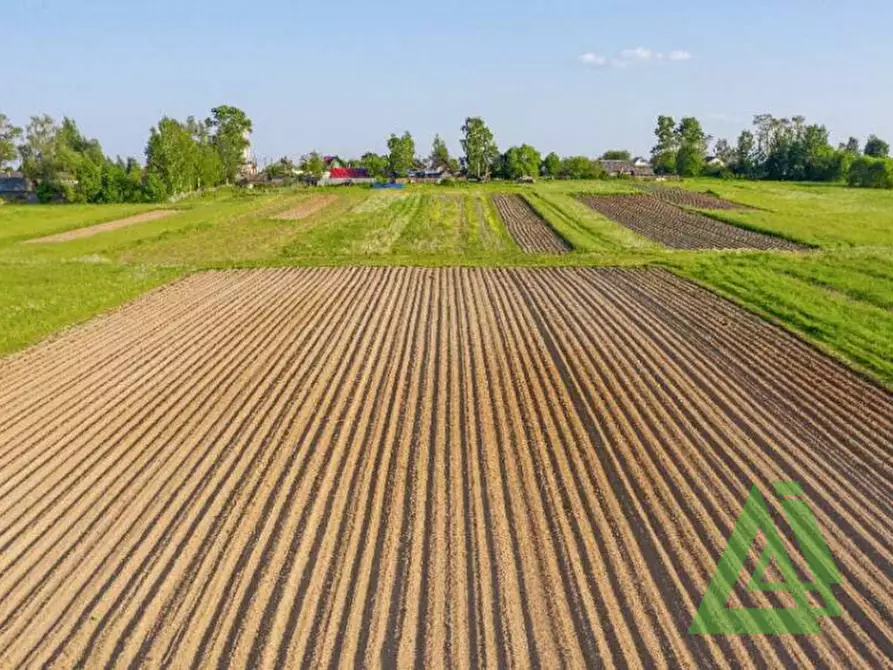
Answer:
[
  {"left": 0, "top": 268, "right": 889, "bottom": 668},
  {"left": 635, "top": 184, "right": 753, "bottom": 210},
  {"left": 578, "top": 194, "right": 807, "bottom": 250},
  {"left": 491, "top": 194, "right": 570, "bottom": 253}
]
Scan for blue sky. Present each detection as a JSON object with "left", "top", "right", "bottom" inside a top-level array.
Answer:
[{"left": 5, "top": 0, "right": 892, "bottom": 165}]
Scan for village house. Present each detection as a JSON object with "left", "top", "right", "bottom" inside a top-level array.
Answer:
[
  {"left": 0, "top": 173, "right": 37, "bottom": 203},
  {"left": 599, "top": 158, "right": 655, "bottom": 178},
  {"left": 319, "top": 156, "right": 374, "bottom": 186},
  {"left": 406, "top": 159, "right": 454, "bottom": 184}
]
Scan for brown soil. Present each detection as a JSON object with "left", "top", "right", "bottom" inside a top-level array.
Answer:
[
  {"left": 491, "top": 194, "right": 570, "bottom": 253},
  {"left": 0, "top": 267, "right": 889, "bottom": 668},
  {"left": 272, "top": 195, "right": 338, "bottom": 220},
  {"left": 636, "top": 184, "right": 753, "bottom": 210},
  {"left": 579, "top": 194, "right": 807, "bottom": 250},
  {"left": 24, "top": 210, "right": 178, "bottom": 244}
]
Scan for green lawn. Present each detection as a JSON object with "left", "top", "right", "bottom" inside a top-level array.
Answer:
[
  {"left": 664, "top": 250, "right": 893, "bottom": 385},
  {"left": 678, "top": 179, "right": 893, "bottom": 248},
  {"left": 1, "top": 179, "right": 891, "bottom": 388},
  {"left": 0, "top": 262, "right": 181, "bottom": 354}
]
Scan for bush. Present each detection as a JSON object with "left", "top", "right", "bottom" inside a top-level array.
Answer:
[{"left": 848, "top": 157, "right": 893, "bottom": 189}]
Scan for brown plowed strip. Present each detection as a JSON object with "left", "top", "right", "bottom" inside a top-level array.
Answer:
[
  {"left": 0, "top": 268, "right": 890, "bottom": 668},
  {"left": 578, "top": 194, "right": 806, "bottom": 251},
  {"left": 24, "top": 210, "right": 178, "bottom": 244},
  {"left": 491, "top": 194, "right": 570, "bottom": 253},
  {"left": 636, "top": 184, "right": 753, "bottom": 210},
  {"left": 272, "top": 195, "right": 338, "bottom": 220}
]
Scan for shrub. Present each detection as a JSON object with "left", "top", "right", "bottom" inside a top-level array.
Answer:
[{"left": 848, "top": 157, "right": 893, "bottom": 189}]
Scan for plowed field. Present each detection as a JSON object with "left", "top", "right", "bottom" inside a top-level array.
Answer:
[
  {"left": 636, "top": 184, "right": 752, "bottom": 210},
  {"left": 579, "top": 194, "right": 806, "bottom": 250},
  {"left": 24, "top": 210, "right": 177, "bottom": 244},
  {"left": 491, "top": 194, "right": 570, "bottom": 253},
  {"left": 0, "top": 268, "right": 890, "bottom": 668}
]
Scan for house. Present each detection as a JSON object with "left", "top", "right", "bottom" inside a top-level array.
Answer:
[
  {"left": 319, "top": 165, "right": 374, "bottom": 186},
  {"left": 705, "top": 156, "right": 726, "bottom": 168},
  {"left": 406, "top": 159, "right": 454, "bottom": 184},
  {"left": 599, "top": 159, "right": 655, "bottom": 178},
  {"left": 0, "top": 173, "right": 37, "bottom": 203}
]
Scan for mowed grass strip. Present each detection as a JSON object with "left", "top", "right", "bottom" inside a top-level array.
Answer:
[
  {"left": 0, "top": 262, "right": 183, "bottom": 355},
  {"left": 676, "top": 179, "right": 893, "bottom": 248},
  {"left": 668, "top": 252, "right": 893, "bottom": 387},
  {"left": 0, "top": 267, "right": 889, "bottom": 667}
]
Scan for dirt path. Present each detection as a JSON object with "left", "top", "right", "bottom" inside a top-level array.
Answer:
[
  {"left": 23, "top": 210, "right": 178, "bottom": 244},
  {"left": 272, "top": 195, "right": 338, "bottom": 220},
  {"left": 579, "top": 194, "right": 806, "bottom": 250},
  {"left": 0, "top": 268, "right": 889, "bottom": 668},
  {"left": 491, "top": 194, "right": 570, "bottom": 253}
]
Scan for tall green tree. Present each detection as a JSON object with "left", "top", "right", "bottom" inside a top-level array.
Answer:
[
  {"left": 841, "top": 137, "right": 861, "bottom": 154},
  {"left": 206, "top": 105, "right": 253, "bottom": 183},
  {"left": 18, "top": 114, "right": 58, "bottom": 182},
  {"left": 146, "top": 117, "right": 198, "bottom": 196},
  {"left": 864, "top": 135, "right": 890, "bottom": 158},
  {"left": 360, "top": 152, "right": 389, "bottom": 179},
  {"left": 732, "top": 130, "right": 757, "bottom": 178},
  {"left": 848, "top": 156, "right": 893, "bottom": 189},
  {"left": 387, "top": 131, "right": 415, "bottom": 177},
  {"left": 713, "top": 138, "right": 734, "bottom": 164},
  {"left": 541, "top": 152, "right": 561, "bottom": 178},
  {"left": 650, "top": 115, "right": 678, "bottom": 174},
  {"left": 504, "top": 144, "right": 542, "bottom": 179},
  {"left": 748, "top": 114, "right": 845, "bottom": 181},
  {"left": 600, "top": 149, "right": 632, "bottom": 161},
  {"left": 559, "top": 156, "right": 601, "bottom": 180},
  {"left": 0, "top": 114, "right": 23, "bottom": 172},
  {"left": 429, "top": 134, "right": 451, "bottom": 167},
  {"left": 461, "top": 117, "right": 499, "bottom": 180},
  {"left": 299, "top": 151, "right": 325, "bottom": 179},
  {"left": 50, "top": 118, "right": 106, "bottom": 202},
  {"left": 675, "top": 117, "right": 709, "bottom": 177}
]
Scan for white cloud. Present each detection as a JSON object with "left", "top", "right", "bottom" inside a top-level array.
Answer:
[
  {"left": 580, "top": 47, "right": 693, "bottom": 68},
  {"left": 620, "top": 47, "right": 654, "bottom": 61},
  {"left": 579, "top": 52, "right": 608, "bottom": 66},
  {"left": 666, "top": 50, "right": 693, "bottom": 61}
]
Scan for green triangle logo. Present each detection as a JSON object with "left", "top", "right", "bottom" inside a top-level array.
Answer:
[{"left": 689, "top": 482, "right": 841, "bottom": 635}]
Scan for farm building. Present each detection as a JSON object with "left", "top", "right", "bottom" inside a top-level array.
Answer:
[
  {"left": 599, "top": 159, "right": 655, "bottom": 178},
  {"left": 406, "top": 158, "right": 455, "bottom": 184},
  {"left": 0, "top": 173, "right": 37, "bottom": 203},
  {"left": 320, "top": 165, "right": 374, "bottom": 186}
]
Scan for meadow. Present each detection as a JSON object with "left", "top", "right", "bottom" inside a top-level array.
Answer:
[{"left": 1, "top": 179, "right": 891, "bottom": 387}]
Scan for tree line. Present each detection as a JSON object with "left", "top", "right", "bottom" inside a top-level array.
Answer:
[
  {"left": 0, "top": 106, "right": 252, "bottom": 203},
  {"left": 651, "top": 114, "right": 892, "bottom": 188},
  {"left": 285, "top": 117, "right": 611, "bottom": 184},
  {"left": 3, "top": 107, "right": 891, "bottom": 202}
]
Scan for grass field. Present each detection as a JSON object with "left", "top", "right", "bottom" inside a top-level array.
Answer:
[
  {"left": 1, "top": 183, "right": 892, "bottom": 666},
  {"left": 1, "top": 180, "right": 891, "bottom": 387}
]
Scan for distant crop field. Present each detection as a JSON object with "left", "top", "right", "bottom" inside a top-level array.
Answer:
[
  {"left": 578, "top": 194, "right": 806, "bottom": 250},
  {"left": 491, "top": 194, "right": 570, "bottom": 253},
  {"left": 0, "top": 181, "right": 891, "bottom": 386},
  {"left": 0, "top": 267, "right": 889, "bottom": 667}
]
